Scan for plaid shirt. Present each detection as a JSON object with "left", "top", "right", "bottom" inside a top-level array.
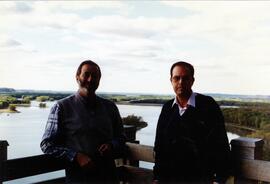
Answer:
[
  {"left": 40, "top": 94, "right": 126, "bottom": 162},
  {"left": 40, "top": 103, "right": 77, "bottom": 162}
]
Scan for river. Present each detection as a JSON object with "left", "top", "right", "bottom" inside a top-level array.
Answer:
[{"left": 0, "top": 101, "right": 239, "bottom": 183}]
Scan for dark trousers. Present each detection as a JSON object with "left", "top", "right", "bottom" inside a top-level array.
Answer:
[{"left": 65, "top": 158, "right": 118, "bottom": 184}]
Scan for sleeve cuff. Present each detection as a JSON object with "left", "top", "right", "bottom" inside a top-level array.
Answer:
[
  {"left": 67, "top": 149, "right": 77, "bottom": 162},
  {"left": 111, "top": 139, "right": 119, "bottom": 150}
]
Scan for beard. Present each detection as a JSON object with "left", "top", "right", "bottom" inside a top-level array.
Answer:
[{"left": 78, "top": 79, "right": 99, "bottom": 94}]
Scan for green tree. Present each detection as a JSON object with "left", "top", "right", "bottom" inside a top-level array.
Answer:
[
  {"left": 222, "top": 107, "right": 270, "bottom": 129},
  {"left": 36, "top": 96, "right": 50, "bottom": 102},
  {"left": 8, "top": 104, "right": 17, "bottom": 111},
  {"left": 22, "top": 96, "right": 32, "bottom": 104},
  {"left": 39, "top": 103, "right": 46, "bottom": 108},
  {"left": 0, "top": 95, "right": 17, "bottom": 103},
  {"left": 122, "top": 114, "right": 148, "bottom": 130}
]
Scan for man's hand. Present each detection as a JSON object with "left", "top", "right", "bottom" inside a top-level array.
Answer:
[
  {"left": 98, "top": 143, "right": 112, "bottom": 156},
  {"left": 75, "top": 152, "right": 94, "bottom": 168}
]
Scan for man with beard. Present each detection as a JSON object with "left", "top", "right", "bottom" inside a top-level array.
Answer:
[
  {"left": 153, "top": 61, "right": 231, "bottom": 184},
  {"left": 41, "top": 60, "right": 126, "bottom": 183}
]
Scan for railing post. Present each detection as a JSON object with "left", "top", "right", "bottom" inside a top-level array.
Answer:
[
  {"left": 116, "top": 125, "right": 137, "bottom": 167},
  {"left": 123, "top": 125, "right": 139, "bottom": 167},
  {"left": 123, "top": 125, "right": 137, "bottom": 142},
  {"left": 0, "top": 140, "right": 9, "bottom": 184},
  {"left": 230, "top": 137, "right": 264, "bottom": 183},
  {"left": 117, "top": 125, "right": 138, "bottom": 183}
]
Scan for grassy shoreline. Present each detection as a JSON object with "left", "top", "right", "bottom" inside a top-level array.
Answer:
[
  {"left": 0, "top": 109, "right": 20, "bottom": 113},
  {"left": 13, "top": 103, "right": 31, "bottom": 107}
]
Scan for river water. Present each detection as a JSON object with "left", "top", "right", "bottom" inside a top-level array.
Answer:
[{"left": 0, "top": 101, "right": 239, "bottom": 183}]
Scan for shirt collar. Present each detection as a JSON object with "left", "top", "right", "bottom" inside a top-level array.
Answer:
[
  {"left": 75, "top": 91, "right": 98, "bottom": 107},
  {"left": 172, "top": 92, "right": 197, "bottom": 108}
]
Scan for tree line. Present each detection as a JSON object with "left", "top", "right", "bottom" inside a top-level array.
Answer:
[{"left": 221, "top": 102, "right": 270, "bottom": 160}]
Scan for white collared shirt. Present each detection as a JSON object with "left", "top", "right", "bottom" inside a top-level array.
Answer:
[{"left": 172, "top": 92, "right": 197, "bottom": 116}]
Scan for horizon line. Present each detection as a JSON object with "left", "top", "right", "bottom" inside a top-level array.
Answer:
[{"left": 0, "top": 87, "right": 269, "bottom": 97}]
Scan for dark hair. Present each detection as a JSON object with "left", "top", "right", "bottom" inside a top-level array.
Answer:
[
  {"left": 76, "top": 60, "right": 101, "bottom": 77},
  {"left": 170, "top": 61, "right": 194, "bottom": 78}
]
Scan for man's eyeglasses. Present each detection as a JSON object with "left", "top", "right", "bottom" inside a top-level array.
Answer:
[{"left": 171, "top": 76, "right": 192, "bottom": 82}]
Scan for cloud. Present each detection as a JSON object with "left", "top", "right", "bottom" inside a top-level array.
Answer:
[
  {"left": 14, "top": 2, "right": 33, "bottom": 13},
  {"left": 34, "top": 1, "right": 127, "bottom": 11},
  {"left": 1, "top": 1, "right": 270, "bottom": 94},
  {"left": 0, "top": 38, "right": 22, "bottom": 47},
  {"left": 0, "top": 1, "right": 33, "bottom": 13},
  {"left": 0, "top": 36, "right": 38, "bottom": 53},
  {"left": 0, "top": 1, "right": 127, "bottom": 31}
]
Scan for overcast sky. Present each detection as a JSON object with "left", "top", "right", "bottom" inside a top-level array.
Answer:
[{"left": 1, "top": 1, "right": 270, "bottom": 95}]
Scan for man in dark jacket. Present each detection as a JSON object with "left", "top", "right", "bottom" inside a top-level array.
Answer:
[
  {"left": 153, "top": 61, "right": 231, "bottom": 184},
  {"left": 41, "top": 60, "right": 126, "bottom": 183}
]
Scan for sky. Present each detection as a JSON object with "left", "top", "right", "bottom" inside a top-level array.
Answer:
[{"left": 1, "top": 1, "right": 270, "bottom": 95}]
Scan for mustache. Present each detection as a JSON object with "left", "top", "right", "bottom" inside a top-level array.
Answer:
[
  {"left": 78, "top": 80, "right": 93, "bottom": 86},
  {"left": 78, "top": 80, "right": 98, "bottom": 91}
]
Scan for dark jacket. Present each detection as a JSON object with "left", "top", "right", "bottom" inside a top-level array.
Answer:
[{"left": 153, "top": 93, "right": 231, "bottom": 183}]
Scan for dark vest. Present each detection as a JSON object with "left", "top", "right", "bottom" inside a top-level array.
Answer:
[
  {"left": 58, "top": 94, "right": 114, "bottom": 157},
  {"left": 57, "top": 94, "right": 118, "bottom": 182}
]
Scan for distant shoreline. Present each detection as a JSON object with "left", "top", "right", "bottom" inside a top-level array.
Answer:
[
  {"left": 116, "top": 101, "right": 163, "bottom": 107},
  {"left": 225, "top": 123, "right": 256, "bottom": 136},
  {"left": 0, "top": 109, "right": 20, "bottom": 113}
]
